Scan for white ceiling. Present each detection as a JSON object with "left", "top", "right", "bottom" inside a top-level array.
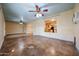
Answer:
[{"left": 2, "top": 3, "right": 75, "bottom": 23}]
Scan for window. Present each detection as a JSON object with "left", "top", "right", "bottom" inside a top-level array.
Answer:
[{"left": 45, "top": 19, "right": 57, "bottom": 33}]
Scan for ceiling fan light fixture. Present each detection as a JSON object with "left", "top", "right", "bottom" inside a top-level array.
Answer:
[{"left": 36, "top": 13, "right": 42, "bottom": 18}]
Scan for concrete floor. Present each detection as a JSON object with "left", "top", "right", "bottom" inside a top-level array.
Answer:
[{"left": 0, "top": 35, "right": 78, "bottom": 56}]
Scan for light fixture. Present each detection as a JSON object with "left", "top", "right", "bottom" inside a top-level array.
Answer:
[
  {"left": 19, "top": 16, "right": 24, "bottom": 24},
  {"left": 19, "top": 22, "right": 23, "bottom": 24},
  {"left": 35, "top": 13, "right": 42, "bottom": 18}
]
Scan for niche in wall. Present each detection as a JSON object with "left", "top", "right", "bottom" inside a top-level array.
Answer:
[{"left": 45, "top": 19, "right": 57, "bottom": 33}]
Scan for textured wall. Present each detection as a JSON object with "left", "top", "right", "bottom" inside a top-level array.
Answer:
[
  {"left": 5, "top": 21, "right": 26, "bottom": 34},
  {"left": 0, "top": 5, "right": 5, "bottom": 49},
  {"left": 27, "top": 9, "right": 74, "bottom": 42},
  {"left": 74, "top": 4, "right": 79, "bottom": 50},
  {"left": 26, "top": 23, "right": 33, "bottom": 34}
]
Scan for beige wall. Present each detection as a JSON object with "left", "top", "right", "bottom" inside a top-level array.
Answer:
[
  {"left": 74, "top": 4, "right": 79, "bottom": 50},
  {"left": 27, "top": 9, "right": 74, "bottom": 42},
  {"left": 5, "top": 21, "right": 26, "bottom": 34},
  {"left": 0, "top": 5, "right": 5, "bottom": 49},
  {"left": 26, "top": 23, "right": 33, "bottom": 34}
]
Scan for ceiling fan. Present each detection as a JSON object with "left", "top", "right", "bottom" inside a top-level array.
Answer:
[{"left": 28, "top": 5, "right": 48, "bottom": 17}]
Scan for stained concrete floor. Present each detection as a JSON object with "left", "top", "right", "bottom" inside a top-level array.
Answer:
[{"left": 0, "top": 35, "right": 78, "bottom": 56}]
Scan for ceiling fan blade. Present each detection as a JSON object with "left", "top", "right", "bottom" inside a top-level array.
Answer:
[
  {"left": 35, "top": 5, "right": 40, "bottom": 12},
  {"left": 43, "top": 9, "right": 48, "bottom": 12},
  {"left": 28, "top": 10, "right": 37, "bottom": 12},
  {"left": 35, "top": 5, "right": 39, "bottom": 10}
]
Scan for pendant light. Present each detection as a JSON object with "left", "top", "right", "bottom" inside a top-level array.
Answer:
[{"left": 19, "top": 16, "right": 24, "bottom": 24}]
